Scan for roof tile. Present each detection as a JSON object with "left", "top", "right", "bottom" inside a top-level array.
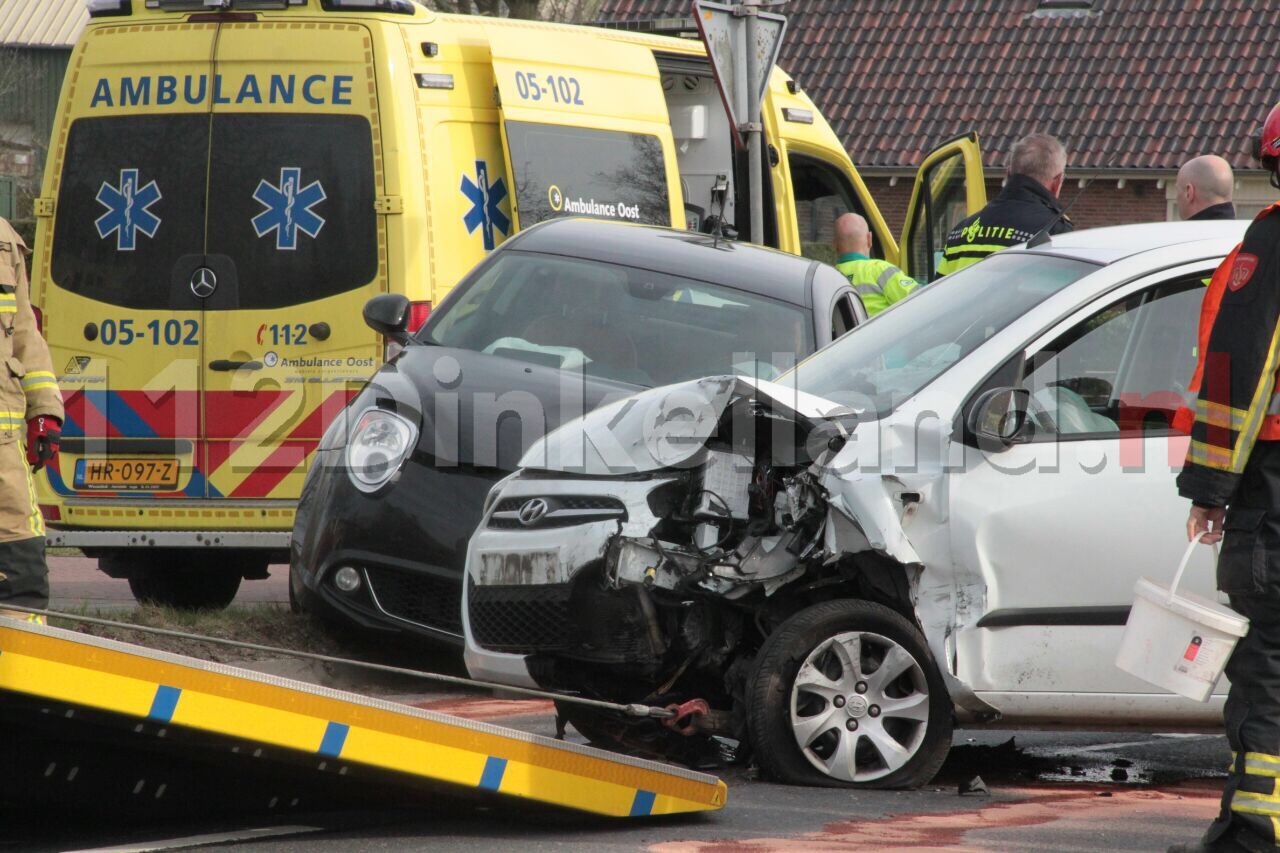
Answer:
[{"left": 598, "top": 0, "right": 1277, "bottom": 170}]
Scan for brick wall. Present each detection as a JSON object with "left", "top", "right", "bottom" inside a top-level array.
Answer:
[{"left": 860, "top": 176, "right": 1168, "bottom": 238}]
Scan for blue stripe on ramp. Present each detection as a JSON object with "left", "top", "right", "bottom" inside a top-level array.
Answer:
[
  {"left": 318, "top": 722, "right": 350, "bottom": 757},
  {"left": 630, "top": 789, "right": 656, "bottom": 817},
  {"left": 478, "top": 756, "right": 507, "bottom": 792},
  {"left": 148, "top": 685, "right": 182, "bottom": 721}
]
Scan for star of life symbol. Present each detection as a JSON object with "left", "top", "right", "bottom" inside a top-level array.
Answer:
[
  {"left": 252, "top": 167, "right": 327, "bottom": 251},
  {"left": 460, "top": 160, "right": 510, "bottom": 251},
  {"left": 95, "top": 168, "right": 162, "bottom": 251}
]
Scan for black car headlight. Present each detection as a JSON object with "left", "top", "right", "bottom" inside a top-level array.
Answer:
[{"left": 345, "top": 408, "right": 418, "bottom": 493}]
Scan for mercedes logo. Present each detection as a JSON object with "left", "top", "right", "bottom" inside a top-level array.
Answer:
[
  {"left": 517, "top": 498, "right": 550, "bottom": 527},
  {"left": 189, "top": 266, "right": 218, "bottom": 299}
]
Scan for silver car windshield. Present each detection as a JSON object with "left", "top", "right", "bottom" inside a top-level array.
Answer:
[
  {"left": 424, "top": 250, "right": 815, "bottom": 388},
  {"left": 791, "top": 252, "right": 1100, "bottom": 417}
]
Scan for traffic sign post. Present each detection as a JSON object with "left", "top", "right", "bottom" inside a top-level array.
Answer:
[{"left": 693, "top": 0, "right": 786, "bottom": 244}]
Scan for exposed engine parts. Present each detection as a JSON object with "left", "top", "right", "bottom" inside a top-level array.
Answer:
[{"left": 604, "top": 447, "right": 830, "bottom": 601}]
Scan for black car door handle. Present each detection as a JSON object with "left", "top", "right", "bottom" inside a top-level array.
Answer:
[{"left": 209, "top": 359, "right": 263, "bottom": 372}]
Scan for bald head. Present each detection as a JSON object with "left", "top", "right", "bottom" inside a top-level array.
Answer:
[
  {"left": 834, "top": 212, "right": 873, "bottom": 256},
  {"left": 1177, "top": 155, "right": 1234, "bottom": 220}
]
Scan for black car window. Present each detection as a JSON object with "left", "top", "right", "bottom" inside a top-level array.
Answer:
[
  {"left": 426, "top": 250, "right": 812, "bottom": 387},
  {"left": 504, "top": 122, "right": 670, "bottom": 228}
]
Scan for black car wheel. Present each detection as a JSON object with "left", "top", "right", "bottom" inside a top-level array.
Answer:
[{"left": 747, "top": 599, "right": 952, "bottom": 788}]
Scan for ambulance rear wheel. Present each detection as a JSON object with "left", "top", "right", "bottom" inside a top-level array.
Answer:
[
  {"left": 117, "top": 549, "right": 244, "bottom": 610},
  {"left": 128, "top": 568, "right": 241, "bottom": 610}
]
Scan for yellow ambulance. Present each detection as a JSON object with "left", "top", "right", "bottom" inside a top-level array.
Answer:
[{"left": 31, "top": 0, "right": 983, "bottom": 607}]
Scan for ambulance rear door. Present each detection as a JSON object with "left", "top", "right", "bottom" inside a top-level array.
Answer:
[
  {"left": 40, "top": 23, "right": 216, "bottom": 507},
  {"left": 487, "top": 31, "right": 683, "bottom": 231},
  {"left": 899, "top": 132, "right": 986, "bottom": 281},
  {"left": 199, "top": 21, "right": 384, "bottom": 503}
]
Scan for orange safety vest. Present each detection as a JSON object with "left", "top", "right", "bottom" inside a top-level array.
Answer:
[{"left": 1173, "top": 201, "right": 1280, "bottom": 438}]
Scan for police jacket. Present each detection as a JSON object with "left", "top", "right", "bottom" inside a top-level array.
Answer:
[
  {"left": 1177, "top": 202, "right": 1280, "bottom": 508},
  {"left": 937, "top": 174, "right": 1073, "bottom": 276},
  {"left": 1189, "top": 202, "right": 1236, "bottom": 221},
  {"left": 835, "top": 253, "right": 918, "bottom": 316}
]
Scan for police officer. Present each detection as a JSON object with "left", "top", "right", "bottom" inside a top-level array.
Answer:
[
  {"left": 1172, "top": 104, "right": 1280, "bottom": 853},
  {"left": 937, "top": 133, "right": 1073, "bottom": 276},
  {"left": 0, "top": 217, "right": 62, "bottom": 624},
  {"left": 832, "top": 212, "right": 918, "bottom": 315}
]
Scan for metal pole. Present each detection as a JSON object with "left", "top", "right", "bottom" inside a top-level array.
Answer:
[
  {"left": 744, "top": 4, "right": 764, "bottom": 244},
  {"left": 729, "top": 5, "right": 752, "bottom": 241}
]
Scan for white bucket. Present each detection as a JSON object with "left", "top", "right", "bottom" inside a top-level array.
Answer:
[{"left": 1115, "top": 533, "right": 1250, "bottom": 702}]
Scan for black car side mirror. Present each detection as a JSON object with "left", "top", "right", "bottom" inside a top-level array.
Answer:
[
  {"left": 967, "top": 387, "right": 1033, "bottom": 451},
  {"left": 364, "top": 294, "right": 412, "bottom": 344}
]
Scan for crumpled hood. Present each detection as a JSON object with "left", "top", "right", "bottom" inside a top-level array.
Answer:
[{"left": 519, "top": 375, "right": 840, "bottom": 475}]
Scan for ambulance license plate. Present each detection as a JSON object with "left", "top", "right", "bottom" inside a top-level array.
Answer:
[{"left": 74, "top": 458, "right": 180, "bottom": 490}]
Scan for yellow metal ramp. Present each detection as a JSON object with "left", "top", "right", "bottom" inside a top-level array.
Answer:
[{"left": 0, "top": 619, "right": 726, "bottom": 819}]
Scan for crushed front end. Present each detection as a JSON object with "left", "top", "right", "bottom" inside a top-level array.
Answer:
[{"left": 463, "top": 378, "right": 960, "bottom": 783}]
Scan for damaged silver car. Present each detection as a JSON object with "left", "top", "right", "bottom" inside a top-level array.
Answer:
[{"left": 464, "top": 222, "right": 1244, "bottom": 788}]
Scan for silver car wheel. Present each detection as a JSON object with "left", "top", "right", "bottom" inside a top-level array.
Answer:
[{"left": 789, "top": 629, "right": 931, "bottom": 783}]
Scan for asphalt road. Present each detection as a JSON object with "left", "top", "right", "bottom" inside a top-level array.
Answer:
[{"left": 12, "top": 557, "right": 1232, "bottom": 853}]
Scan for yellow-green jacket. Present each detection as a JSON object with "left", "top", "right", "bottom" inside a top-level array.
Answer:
[{"left": 836, "top": 253, "right": 919, "bottom": 315}]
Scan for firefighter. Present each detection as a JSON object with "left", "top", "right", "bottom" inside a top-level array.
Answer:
[
  {"left": 832, "top": 212, "right": 918, "bottom": 315},
  {"left": 937, "top": 133, "right": 1073, "bottom": 277},
  {"left": 1177, "top": 155, "right": 1236, "bottom": 222},
  {"left": 1172, "top": 104, "right": 1280, "bottom": 853},
  {"left": 0, "top": 217, "right": 61, "bottom": 625}
]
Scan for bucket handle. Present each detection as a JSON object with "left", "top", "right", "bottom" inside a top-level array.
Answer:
[{"left": 1167, "top": 530, "right": 1221, "bottom": 605}]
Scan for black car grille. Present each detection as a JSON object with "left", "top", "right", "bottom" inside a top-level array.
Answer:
[
  {"left": 364, "top": 566, "right": 463, "bottom": 634},
  {"left": 487, "top": 495, "right": 626, "bottom": 529},
  {"left": 467, "top": 578, "right": 571, "bottom": 653},
  {"left": 467, "top": 575, "right": 656, "bottom": 663}
]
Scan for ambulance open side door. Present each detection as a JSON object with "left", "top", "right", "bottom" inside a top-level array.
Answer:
[
  {"left": 900, "top": 132, "right": 986, "bottom": 282},
  {"left": 487, "top": 32, "right": 685, "bottom": 231}
]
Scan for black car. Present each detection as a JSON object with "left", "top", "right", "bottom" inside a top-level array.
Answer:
[{"left": 289, "top": 217, "right": 867, "bottom": 645}]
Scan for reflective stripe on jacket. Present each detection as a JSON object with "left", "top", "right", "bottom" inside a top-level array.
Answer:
[
  {"left": 835, "top": 257, "right": 918, "bottom": 316},
  {"left": 937, "top": 174, "right": 1073, "bottom": 276}
]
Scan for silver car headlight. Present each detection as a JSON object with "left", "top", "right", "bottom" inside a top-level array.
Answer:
[{"left": 345, "top": 407, "right": 418, "bottom": 493}]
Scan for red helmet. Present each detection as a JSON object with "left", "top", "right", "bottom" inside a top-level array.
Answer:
[{"left": 1253, "top": 102, "right": 1280, "bottom": 169}]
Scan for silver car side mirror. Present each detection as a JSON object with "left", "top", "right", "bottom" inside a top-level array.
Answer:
[{"left": 967, "top": 387, "right": 1033, "bottom": 451}]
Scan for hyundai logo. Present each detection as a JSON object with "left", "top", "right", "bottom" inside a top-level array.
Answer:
[
  {"left": 190, "top": 266, "right": 218, "bottom": 299},
  {"left": 517, "top": 498, "right": 550, "bottom": 527}
]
